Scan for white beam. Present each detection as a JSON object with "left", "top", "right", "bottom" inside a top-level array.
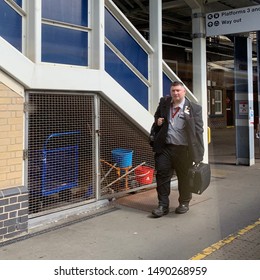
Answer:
[
  {"left": 149, "top": 0, "right": 163, "bottom": 115},
  {"left": 25, "top": 0, "right": 41, "bottom": 63},
  {"left": 91, "top": 0, "right": 105, "bottom": 70},
  {"left": 184, "top": 0, "right": 203, "bottom": 10},
  {"left": 162, "top": 1, "right": 187, "bottom": 10},
  {"left": 0, "top": 37, "right": 153, "bottom": 133}
]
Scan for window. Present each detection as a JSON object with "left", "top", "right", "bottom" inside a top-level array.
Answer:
[
  {"left": 214, "top": 89, "right": 223, "bottom": 115},
  {"left": 207, "top": 89, "right": 211, "bottom": 115}
]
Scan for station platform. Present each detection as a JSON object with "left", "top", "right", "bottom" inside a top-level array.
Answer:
[
  {"left": 0, "top": 127, "right": 259, "bottom": 260},
  {"left": 192, "top": 217, "right": 260, "bottom": 260},
  {"left": 194, "top": 127, "right": 260, "bottom": 260}
]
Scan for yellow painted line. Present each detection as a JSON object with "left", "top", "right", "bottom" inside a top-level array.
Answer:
[{"left": 190, "top": 218, "right": 260, "bottom": 260}]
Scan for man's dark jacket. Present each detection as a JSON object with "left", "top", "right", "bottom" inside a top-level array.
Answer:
[{"left": 151, "top": 96, "right": 204, "bottom": 163}]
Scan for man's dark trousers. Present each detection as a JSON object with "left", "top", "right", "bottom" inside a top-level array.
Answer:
[{"left": 155, "top": 145, "right": 192, "bottom": 208}]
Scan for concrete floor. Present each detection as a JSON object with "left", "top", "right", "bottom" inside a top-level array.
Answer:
[{"left": 0, "top": 127, "right": 259, "bottom": 260}]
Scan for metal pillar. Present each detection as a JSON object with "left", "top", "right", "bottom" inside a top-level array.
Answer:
[
  {"left": 257, "top": 32, "right": 260, "bottom": 150},
  {"left": 184, "top": 0, "right": 208, "bottom": 162},
  {"left": 25, "top": 0, "right": 41, "bottom": 63},
  {"left": 191, "top": 7, "right": 209, "bottom": 163},
  {"left": 234, "top": 36, "right": 255, "bottom": 166},
  {"left": 149, "top": 0, "right": 163, "bottom": 114},
  {"left": 92, "top": 0, "right": 105, "bottom": 70}
]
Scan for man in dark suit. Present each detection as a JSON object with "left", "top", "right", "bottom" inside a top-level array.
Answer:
[{"left": 151, "top": 81, "right": 204, "bottom": 217}]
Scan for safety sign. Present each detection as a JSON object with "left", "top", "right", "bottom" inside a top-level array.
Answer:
[{"left": 239, "top": 102, "right": 248, "bottom": 115}]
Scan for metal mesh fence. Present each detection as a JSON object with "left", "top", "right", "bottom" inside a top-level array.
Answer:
[
  {"left": 99, "top": 100, "right": 155, "bottom": 197},
  {"left": 27, "top": 92, "right": 155, "bottom": 216},
  {"left": 27, "top": 93, "right": 95, "bottom": 215}
]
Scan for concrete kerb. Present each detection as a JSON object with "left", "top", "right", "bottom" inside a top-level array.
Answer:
[{"left": 28, "top": 199, "right": 110, "bottom": 232}]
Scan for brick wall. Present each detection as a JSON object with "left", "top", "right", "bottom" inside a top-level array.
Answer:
[
  {"left": 0, "top": 82, "right": 23, "bottom": 188},
  {"left": 0, "top": 82, "right": 28, "bottom": 241},
  {"left": 0, "top": 186, "right": 28, "bottom": 241}
]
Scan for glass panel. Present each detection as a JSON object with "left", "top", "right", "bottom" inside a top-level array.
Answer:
[
  {"left": 0, "top": 0, "right": 22, "bottom": 51},
  {"left": 42, "top": 0, "right": 88, "bottom": 27},
  {"left": 13, "top": 0, "right": 22, "bottom": 7},
  {"left": 105, "top": 9, "right": 148, "bottom": 80},
  {"left": 163, "top": 73, "right": 172, "bottom": 97},
  {"left": 42, "top": 24, "right": 88, "bottom": 66},
  {"left": 105, "top": 45, "right": 148, "bottom": 109}
]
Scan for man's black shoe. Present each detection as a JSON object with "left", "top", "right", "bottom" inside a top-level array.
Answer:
[
  {"left": 175, "top": 204, "right": 189, "bottom": 214},
  {"left": 152, "top": 206, "right": 169, "bottom": 217}
]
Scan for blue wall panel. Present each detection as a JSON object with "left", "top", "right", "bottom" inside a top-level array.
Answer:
[
  {"left": 0, "top": 0, "right": 22, "bottom": 51},
  {"left": 163, "top": 73, "right": 172, "bottom": 97},
  {"left": 42, "top": 25, "right": 88, "bottom": 66},
  {"left": 14, "top": 0, "right": 22, "bottom": 7},
  {"left": 105, "top": 9, "right": 148, "bottom": 80},
  {"left": 42, "top": 0, "right": 88, "bottom": 27},
  {"left": 105, "top": 46, "right": 148, "bottom": 109}
]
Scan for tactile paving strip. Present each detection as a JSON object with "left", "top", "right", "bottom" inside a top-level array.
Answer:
[{"left": 191, "top": 219, "right": 260, "bottom": 260}]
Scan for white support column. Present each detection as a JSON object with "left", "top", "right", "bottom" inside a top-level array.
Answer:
[
  {"left": 257, "top": 32, "right": 260, "bottom": 140},
  {"left": 234, "top": 36, "right": 255, "bottom": 166},
  {"left": 247, "top": 37, "right": 255, "bottom": 166},
  {"left": 25, "top": 0, "right": 41, "bottom": 63},
  {"left": 92, "top": 0, "right": 105, "bottom": 199},
  {"left": 184, "top": 0, "right": 208, "bottom": 162},
  {"left": 149, "top": 0, "right": 163, "bottom": 114},
  {"left": 191, "top": 7, "right": 208, "bottom": 163},
  {"left": 91, "top": 0, "right": 105, "bottom": 70}
]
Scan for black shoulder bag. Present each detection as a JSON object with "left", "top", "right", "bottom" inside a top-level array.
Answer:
[
  {"left": 188, "top": 162, "right": 211, "bottom": 195},
  {"left": 149, "top": 123, "right": 157, "bottom": 147}
]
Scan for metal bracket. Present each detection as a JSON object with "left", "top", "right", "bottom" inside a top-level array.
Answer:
[
  {"left": 23, "top": 102, "right": 29, "bottom": 113},
  {"left": 23, "top": 149, "right": 28, "bottom": 160},
  {"left": 192, "top": 33, "right": 206, "bottom": 39},
  {"left": 193, "top": 12, "right": 205, "bottom": 19}
]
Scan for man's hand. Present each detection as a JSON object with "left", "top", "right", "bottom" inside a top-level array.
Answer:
[{"left": 157, "top": 118, "right": 165, "bottom": 126}]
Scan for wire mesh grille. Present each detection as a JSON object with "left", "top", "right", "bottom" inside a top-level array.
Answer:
[
  {"left": 99, "top": 99, "right": 155, "bottom": 197},
  {"left": 27, "top": 92, "right": 155, "bottom": 215},
  {"left": 27, "top": 93, "right": 95, "bottom": 214}
]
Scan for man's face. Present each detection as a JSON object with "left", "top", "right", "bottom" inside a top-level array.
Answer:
[{"left": 170, "top": 84, "right": 186, "bottom": 104}]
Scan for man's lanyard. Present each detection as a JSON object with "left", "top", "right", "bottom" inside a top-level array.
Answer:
[{"left": 172, "top": 106, "right": 180, "bottom": 119}]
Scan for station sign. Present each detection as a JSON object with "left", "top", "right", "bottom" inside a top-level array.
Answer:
[{"left": 206, "top": 5, "right": 260, "bottom": 36}]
